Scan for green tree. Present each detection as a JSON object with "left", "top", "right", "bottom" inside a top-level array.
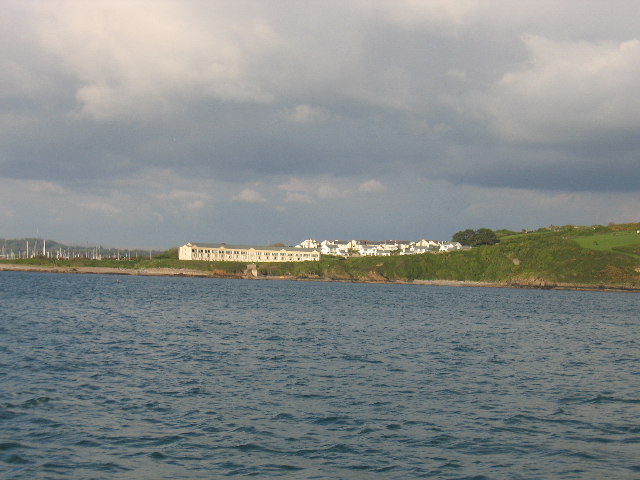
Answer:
[
  {"left": 452, "top": 229, "right": 475, "bottom": 246},
  {"left": 453, "top": 228, "right": 499, "bottom": 247}
]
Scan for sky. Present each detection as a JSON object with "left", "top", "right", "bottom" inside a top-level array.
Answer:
[{"left": 2, "top": 0, "right": 640, "bottom": 248}]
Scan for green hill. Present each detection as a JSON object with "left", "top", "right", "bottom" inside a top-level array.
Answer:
[{"left": 256, "top": 223, "right": 640, "bottom": 289}]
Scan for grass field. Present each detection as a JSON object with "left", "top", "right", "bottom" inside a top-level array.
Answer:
[{"left": 573, "top": 231, "right": 640, "bottom": 259}]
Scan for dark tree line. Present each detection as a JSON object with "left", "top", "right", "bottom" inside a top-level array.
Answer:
[{"left": 452, "top": 228, "right": 499, "bottom": 247}]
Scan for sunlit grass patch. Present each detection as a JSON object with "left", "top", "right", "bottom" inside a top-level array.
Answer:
[{"left": 574, "top": 232, "right": 640, "bottom": 259}]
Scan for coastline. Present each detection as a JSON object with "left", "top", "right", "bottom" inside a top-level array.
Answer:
[{"left": 1, "top": 263, "right": 638, "bottom": 292}]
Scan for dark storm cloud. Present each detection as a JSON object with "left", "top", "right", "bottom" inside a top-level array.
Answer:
[{"left": 438, "top": 151, "right": 640, "bottom": 193}]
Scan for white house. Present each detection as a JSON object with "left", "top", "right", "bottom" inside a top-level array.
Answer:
[
  {"left": 358, "top": 244, "right": 381, "bottom": 256},
  {"left": 296, "top": 239, "right": 319, "bottom": 249},
  {"left": 439, "top": 242, "right": 463, "bottom": 252},
  {"left": 320, "top": 243, "right": 349, "bottom": 256},
  {"left": 414, "top": 239, "right": 440, "bottom": 249}
]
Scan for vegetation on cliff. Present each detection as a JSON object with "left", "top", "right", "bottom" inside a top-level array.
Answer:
[{"left": 244, "top": 223, "right": 638, "bottom": 288}]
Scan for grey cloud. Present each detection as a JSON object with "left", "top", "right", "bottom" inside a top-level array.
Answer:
[
  {"left": 477, "top": 37, "right": 640, "bottom": 145},
  {"left": 435, "top": 143, "right": 640, "bottom": 192}
]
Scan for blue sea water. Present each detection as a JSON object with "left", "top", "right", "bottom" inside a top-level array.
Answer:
[{"left": 1, "top": 272, "right": 639, "bottom": 479}]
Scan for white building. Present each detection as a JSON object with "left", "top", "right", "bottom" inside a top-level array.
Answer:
[
  {"left": 439, "top": 242, "right": 463, "bottom": 252},
  {"left": 314, "top": 237, "right": 466, "bottom": 257},
  {"left": 414, "top": 239, "right": 440, "bottom": 249},
  {"left": 179, "top": 243, "right": 320, "bottom": 262},
  {"left": 358, "top": 244, "right": 381, "bottom": 256},
  {"left": 296, "top": 239, "right": 319, "bottom": 249},
  {"left": 320, "top": 243, "right": 349, "bottom": 256}
]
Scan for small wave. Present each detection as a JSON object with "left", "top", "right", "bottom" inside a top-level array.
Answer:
[
  {"left": 3, "top": 454, "right": 30, "bottom": 465},
  {"left": 74, "top": 439, "right": 101, "bottom": 447},
  {"left": 358, "top": 427, "right": 378, "bottom": 434},
  {"left": 451, "top": 344, "right": 476, "bottom": 352},
  {"left": 261, "top": 463, "right": 304, "bottom": 472},
  {"left": 187, "top": 387, "right": 208, "bottom": 395},
  {"left": 274, "top": 412, "right": 295, "bottom": 420},
  {"left": 0, "top": 442, "right": 25, "bottom": 452},
  {"left": 552, "top": 449, "right": 599, "bottom": 460},
  {"left": 311, "top": 415, "right": 352, "bottom": 425},
  {"left": 232, "top": 425, "right": 275, "bottom": 437},
  {"left": 374, "top": 464, "right": 401, "bottom": 473},
  {"left": 108, "top": 434, "right": 185, "bottom": 448},
  {"left": 324, "top": 443, "right": 358, "bottom": 454},
  {"left": 78, "top": 461, "right": 131, "bottom": 473},
  {"left": 505, "top": 413, "right": 593, "bottom": 430},
  {"left": 153, "top": 435, "right": 184, "bottom": 446},
  {"left": 295, "top": 393, "right": 331, "bottom": 399},
  {"left": 0, "top": 407, "right": 16, "bottom": 420},
  {"left": 230, "top": 443, "right": 280, "bottom": 454},
  {"left": 290, "top": 443, "right": 360, "bottom": 456},
  {"left": 149, "top": 451, "right": 167, "bottom": 460},
  {"left": 424, "top": 434, "right": 455, "bottom": 446},
  {"left": 587, "top": 395, "right": 640, "bottom": 405},
  {"left": 559, "top": 394, "right": 640, "bottom": 405},
  {"left": 340, "top": 353, "right": 383, "bottom": 364},
  {"left": 346, "top": 464, "right": 373, "bottom": 471},
  {"left": 15, "top": 396, "right": 52, "bottom": 409}
]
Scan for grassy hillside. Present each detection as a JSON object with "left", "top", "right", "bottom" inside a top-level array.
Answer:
[
  {"left": 573, "top": 231, "right": 640, "bottom": 259},
  {"left": 3, "top": 223, "right": 640, "bottom": 289},
  {"left": 252, "top": 224, "right": 640, "bottom": 288}
]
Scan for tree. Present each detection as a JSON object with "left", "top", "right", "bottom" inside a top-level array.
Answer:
[
  {"left": 452, "top": 228, "right": 499, "bottom": 247},
  {"left": 452, "top": 229, "right": 475, "bottom": 246}
]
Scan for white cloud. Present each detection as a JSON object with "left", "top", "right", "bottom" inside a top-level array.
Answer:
[
  {"left": 376, "top": 0, "right": 481, "bottom": 31},
  {"left": 278, "top": 176, "right": 350, "bottom": 203},
  {"left": 35, "top": 1, "right": 276, "bottom": 121},
  {"left": 27, "top": 180, "right": 68, "bottom": 195},
  {"left": 478, "top": 36, "right": 640, "bottom": 144},
  {"left": 278, "top": 176, "right": 389, "bottom": 203},
  {"left": 446, "top": 69, "right": 468, "bottom": 81},
  {"left": 234, "top": 188, "right": 267, "bottom": 203},
  {"left": 0, "top": 204, "right": 14, "bottom": 218},
  {"left": 284, "top": 104, "right": 333, "bottom": 124},
  {"left": 154, "top": 189, "right": 211, "bottom": 210},
  {"left": 114, "top": 168, "right": 215, "bottom": 213},
  {"left": 358, "top": 179, "right": 386, "bottom": 193}
]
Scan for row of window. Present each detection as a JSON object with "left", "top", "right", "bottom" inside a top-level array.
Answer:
[
  {"left": 195, "top": 249, "right": 314, "bottom": 256},
  {"left": 192, "top": 250, "right": 318, "bottom": 260}
]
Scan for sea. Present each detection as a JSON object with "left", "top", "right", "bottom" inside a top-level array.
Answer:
[{"left": 1, "top": 271, "right": 639, "bottom": 479}]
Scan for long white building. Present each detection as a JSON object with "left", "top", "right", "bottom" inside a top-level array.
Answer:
[{"left": 179, "top": 243, "right": 320, "bottom": 262}]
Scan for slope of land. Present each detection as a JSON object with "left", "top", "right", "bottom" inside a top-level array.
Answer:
[{"left": 2, "top": 223, "right": 640, "bottom": 291}]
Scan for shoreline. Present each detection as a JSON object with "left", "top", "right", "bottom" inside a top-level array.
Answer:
[{"left": 1, "top": 263, "right": 638, "bottom": 293}]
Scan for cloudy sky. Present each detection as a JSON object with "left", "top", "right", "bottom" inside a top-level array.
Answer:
[{"left": 2, "top": 1, "right": 639, "bottom": 248}]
